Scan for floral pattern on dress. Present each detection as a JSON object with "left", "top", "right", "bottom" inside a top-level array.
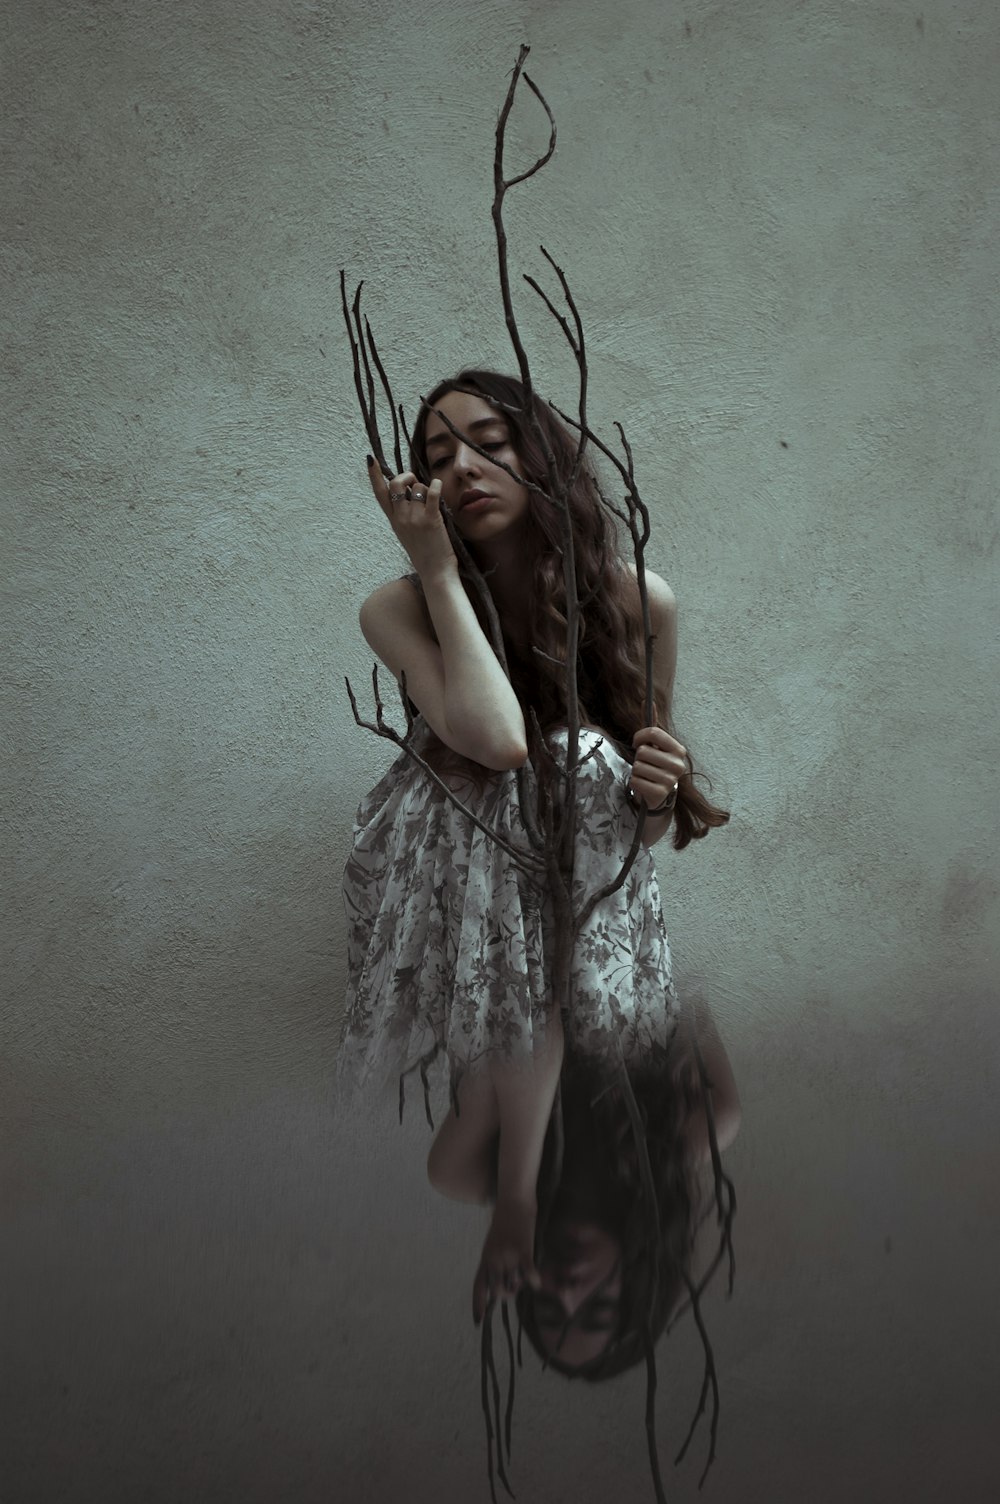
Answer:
[{"left": 336, "top": 710, "right": 680, "bottom": 1111}]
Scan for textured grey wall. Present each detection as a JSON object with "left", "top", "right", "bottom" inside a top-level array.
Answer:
[{"left": 3, "top": 0, "right": 998, "bottom": 1500}]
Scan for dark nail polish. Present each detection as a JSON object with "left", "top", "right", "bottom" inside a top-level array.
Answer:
[{"left": 366, "top": 453, "right": 374, "bottom": 467}]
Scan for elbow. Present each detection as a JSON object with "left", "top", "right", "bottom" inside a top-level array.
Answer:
[
  {"left": 425, "top": 1142, "right": 454, "bottom": 1197},
  {"left": 456, "top": 727, "right": 528, "bottom": 771},
  {"left": 426, "top": 1142, "right": 448, "bottom": 1193},
  {"left": 715, "top": 1096, "right": 742, "bottom": 1154},
  {"left": 497, "top": 741, "right": 529, "bottom": 770},
  {"left": 426, "top": 1146, "right": 492, "bottom": 1205},
  {"left": 462, "top": 743, "right": 528, "bottom": 773}
]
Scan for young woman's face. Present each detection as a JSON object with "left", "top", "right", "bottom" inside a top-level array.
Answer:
[
  {"left": 530, "top": 1217, "right": 623, "bottom": 1367},
  {"left": 422, "top": 390, "right": 531, "bottom": 541}
]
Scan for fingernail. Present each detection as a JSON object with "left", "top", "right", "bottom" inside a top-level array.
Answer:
[{"left": 366, "top": 453, "right": 374, "bottom": 467}]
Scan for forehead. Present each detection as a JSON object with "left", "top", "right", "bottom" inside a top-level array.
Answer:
[{"left": 423, "top": 390, "right": 507, "bottom": 446}]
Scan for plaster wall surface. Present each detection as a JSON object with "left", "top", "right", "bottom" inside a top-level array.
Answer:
[{"left": 3, "top": 1, "right": 998, "bottom": 1500}]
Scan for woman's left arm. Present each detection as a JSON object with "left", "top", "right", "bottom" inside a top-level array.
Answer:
[
  {"left": 628, "top": 567, "right": 684, "bottom": 850},
  {"left": 426, "top": 1010, "right": 565, "bottom": 1205}
]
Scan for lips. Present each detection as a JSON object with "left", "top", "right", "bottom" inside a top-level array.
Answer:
[{"left": 460, "top": 489, "right": 491, "bottom": 508}]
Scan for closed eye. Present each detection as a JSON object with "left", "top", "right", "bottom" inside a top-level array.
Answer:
[
  {"left": 535, "top": 1297, "right": 618, "bottom": 1334},
  {"left": 430, "top": 441, "right": 505, "bottom": 471}
]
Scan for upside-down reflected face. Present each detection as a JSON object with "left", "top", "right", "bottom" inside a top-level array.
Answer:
[{"left": 529, "top": 1217, "right": 623, "bottom": 1368}]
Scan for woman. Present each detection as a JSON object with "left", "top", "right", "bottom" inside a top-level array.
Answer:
[{"left": 337, "top": 368, "right": 735, "bottom": 1327}]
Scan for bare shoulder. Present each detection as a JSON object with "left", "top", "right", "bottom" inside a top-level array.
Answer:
[
  {"left": 622, "top": 561, "right": 676, "bottom": 623},
  {"left": 359, "top": 575, "right": 436, "bottom": 640},
  {"left": 358, "top": 575, "right": 521, "bottom": 767},
  {"left": 359, "top": 573, "right": 423, "bottom": 613}
]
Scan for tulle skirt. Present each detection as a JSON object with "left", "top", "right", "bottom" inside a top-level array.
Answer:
[{"left": 336, "top": 716, "right": 680, "bottom": 1110}]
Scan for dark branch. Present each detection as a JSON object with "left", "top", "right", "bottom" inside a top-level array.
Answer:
[
  {"left": 364, "top": 315, "right": 402, "bottom": 473},
  {"left": 342, "top": 667, "right": 547, "bottom": 872}
]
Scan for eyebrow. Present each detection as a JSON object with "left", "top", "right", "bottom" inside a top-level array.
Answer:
[
  {"left": 535, "top": 1297, "right": 619, "bottom": 1334},
  {"left": 424, "top": 416, "right": 507, "bottom": 453}
]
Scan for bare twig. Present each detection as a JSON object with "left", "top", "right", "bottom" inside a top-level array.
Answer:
[
  {"left": 364, "top": 315, "right": 402, "bottom": 473},
  {"left": 481, "top": 1304, "right": 516, "bottom": 1501},
  {"left": 344, "top": 665, "right": 546, "bottom": 876},
  {"left": 397, "top": 1040, "right": 444, "bottom": 1129},
  {"left": 673, "top": 1269, "right": 721, "bottom": 1486},
  {"left": 500, "top": 1301, "right": 517, "bottom": 1459},
  {"left": 643, "top": 1335, "right": 668, "bottom": 1504},
  {"left": 339, "top": 273, "right": 381, "bottom": 468}
]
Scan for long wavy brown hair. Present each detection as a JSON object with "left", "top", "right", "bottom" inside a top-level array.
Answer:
[
  {"left": 515, "top": 1041, "right": 705, "bottom": 1380},
  {"left": 405, "top": 369, "right": 729, "bottom": 850}
]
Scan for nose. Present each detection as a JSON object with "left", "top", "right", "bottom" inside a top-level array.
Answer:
[
  {"left": 538, "top": 1264, "right": 587, "bottom": 1318},
  {"left": 452, "top": 440, "right": 482, "bottom": 477}
]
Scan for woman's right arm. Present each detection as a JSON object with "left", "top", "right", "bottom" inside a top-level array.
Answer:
[
  {"left": 360, "top": 568, "right": 528, "bottom": 771},
  {"left": 677, "top": 999, "right": 742, "bottom": 1165},
  {"left": 359, "top": 457, "right": 527, "bottom": 770}
]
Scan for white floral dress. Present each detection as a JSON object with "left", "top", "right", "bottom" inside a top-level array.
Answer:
[{"left": 336, "top": 582, "right": 681, "bottom": 1114}]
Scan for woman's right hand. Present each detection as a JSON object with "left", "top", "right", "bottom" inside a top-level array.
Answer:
[
  {"left": 367, "top": 456, "right": 458, "bottom": 579},
  {"left": 473, "top": 1195, "right": 542, "bottom": 1326}
]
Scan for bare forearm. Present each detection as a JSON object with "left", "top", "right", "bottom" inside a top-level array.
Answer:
[
  {"left": 641, "top": 810, "right": 674, "bottom": 849},
  {"left": 419, "top": 567, "right": 528, "bottom": 767}
]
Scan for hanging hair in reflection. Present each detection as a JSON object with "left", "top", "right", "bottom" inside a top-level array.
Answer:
[
  {"left": 519, "top": 1041, "right": 703, "bottom": 1379},
  {"left": 476, "top": 1033, "right": 736, "bottom": 1503},
  {"left": 405, "top": 369, "right": 730, "bottom": 851}
]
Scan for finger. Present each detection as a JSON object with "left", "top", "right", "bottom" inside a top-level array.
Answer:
[
  {"left": 407, "top": 478, "right": 441, "bottom": 512},
  {"left": 425, "top": 477, "right": 444, "bottom": 511},
  {"left": 380, "top": 469, "right": 418, "bottom": 499},
  {"left": 630, "top": 774, "right": 675, "bottom": 807},
  {"left": 367, "top": 458, "right": 406, "bottom": 512},
  {"left": 636, "top": 764, "right": 684, "bottom": 795},
  {"left": 634, "top": 726, "right": 687, "bottom": 757},
  {"left": 634, "top": 751, "right": 682, "bottom": 781},
  {"left": 389, "top": 470, "right": 418, "bottom": 500},
  {"left": 633, "top": 725, "right": 686, "bottom": 753},
  {"left": 371, "top": 468, "right": 426, "bottom": 526},
  {"left": 366, "top": 455, "right": 388, "bottom": 505}
]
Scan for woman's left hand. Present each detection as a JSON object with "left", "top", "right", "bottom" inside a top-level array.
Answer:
[{"left": 630, "top": 726, "right": 688, "bottom": 810}]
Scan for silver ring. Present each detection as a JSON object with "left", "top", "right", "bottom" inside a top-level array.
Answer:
[
  {"left": 388, "top": 490, "right": 406, "bottom": 503},
  {"left": 411, "top": 490, "right": 427, "bottom": 502}
]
